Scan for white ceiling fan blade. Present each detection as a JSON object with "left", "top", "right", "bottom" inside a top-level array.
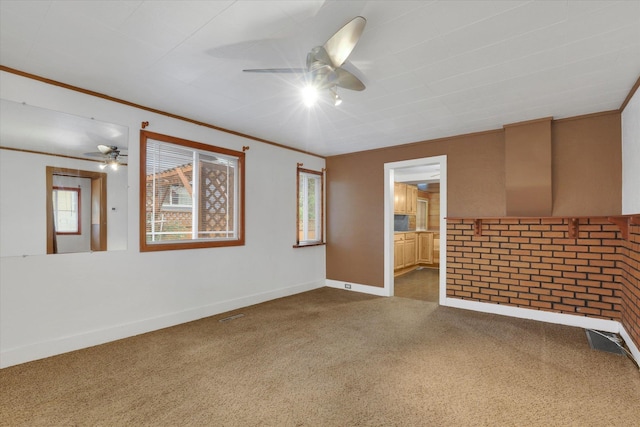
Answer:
[
  {"left": 83, "top": 151, "right": 107, "bottom": 158},
  {"left": 97, "top": 144, "right": 116, "bottom": 154},
  {"left": 335, "top": 68, "right": 365, "bottom": 91},
  {"left": 323, "top": 16, "right": 366, "bottom": 67}
]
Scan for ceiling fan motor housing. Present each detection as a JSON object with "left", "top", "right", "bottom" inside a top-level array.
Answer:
[
  {"left": 244, "top": 16, "right": 367, "bottom": 96},
  {"left": 307, "top": 46, "right": 338, "bottom": 89}
]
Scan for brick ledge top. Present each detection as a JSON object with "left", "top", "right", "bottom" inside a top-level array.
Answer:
[
  {"left": 445, "top": 214, "right": 640, "bottom": 220},
  {"left": 445, "top": 215, "right": 639, "bottom": 240}
]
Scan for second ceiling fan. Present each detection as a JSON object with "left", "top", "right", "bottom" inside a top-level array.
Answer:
[{"left": 243, "top": 16, "right": 367, "bottom": 106}]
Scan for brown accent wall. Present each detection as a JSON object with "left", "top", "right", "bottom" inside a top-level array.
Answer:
[
  {"left": 504, "top": 118, "right": 552, "bottom": 216},
  {"left": 327, "top": 130, "right": 506, "bottom": 287},
  {"left": 552, "top": 112, "right": 622, "bottom": 216},
  {"left": 326, "top": 112, "right": 622, "bottom": 288}
]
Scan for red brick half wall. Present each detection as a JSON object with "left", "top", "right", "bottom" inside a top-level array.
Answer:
[
  {"left": 619, "top": 222, "right": 640, "bottom": 351},
  {"left": 446, "top": 217, "right": 640, "bottom": 350}
]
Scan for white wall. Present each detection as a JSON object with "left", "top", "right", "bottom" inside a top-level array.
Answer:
[
  {"left": 622, "top": 87, "right": 640, "bottom": 214},
  {"left": 0, "top": 71, "right": 326, "bottom": 367}
]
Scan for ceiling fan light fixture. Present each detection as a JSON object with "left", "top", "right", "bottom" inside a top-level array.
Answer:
[
  {"left": 245, "top": 16, "right": 367, "bottom": 105},
  {"left": 99, "top": 158, "right": 119, "bottom": 171},
  {"left": 91, "top": 144, "right": 125, "bottom": 171},
  {"left": 302, "top": 84, "right": 319, "bottom": 107}
]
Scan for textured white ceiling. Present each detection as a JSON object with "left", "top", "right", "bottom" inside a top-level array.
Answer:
[{"left": 1, "top": 0, "right": 639, "bottom": 157}]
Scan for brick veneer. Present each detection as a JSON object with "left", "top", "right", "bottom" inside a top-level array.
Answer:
[
  {"left": 447, "top": 217, "right": 640, "bottom": 350},
  {"left": 619, "top": 222, "right": 640, "bottom": 350}
]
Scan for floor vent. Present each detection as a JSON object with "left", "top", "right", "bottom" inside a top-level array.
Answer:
[
  {"left": 585, "top": 329, "right": 626, "bottom": 356},
  {"left": 219, "top": 313, "right": 245, "bottom": 323}
]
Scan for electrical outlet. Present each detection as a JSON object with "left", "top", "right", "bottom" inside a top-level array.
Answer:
[{"left": 344, "top": 283, "right": 351, "bottom": 289}]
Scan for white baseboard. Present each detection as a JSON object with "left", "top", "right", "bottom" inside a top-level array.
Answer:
[
  {"left": 325, "top": 279, "right": 389, "bottom": 296},
  {"left": 442, "top": 297, "right": 620, "bottom": 331},
  {"left": 0, "top": 280, "right": 324, "bottom": 369}
]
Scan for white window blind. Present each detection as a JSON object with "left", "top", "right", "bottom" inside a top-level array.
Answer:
[{"left": 145, "top": 139, "right": 240, "bottom": 245}]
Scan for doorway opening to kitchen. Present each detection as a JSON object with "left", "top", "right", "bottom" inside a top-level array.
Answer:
[{"left": 384, "top": 156, "right": 446, "bottom": 304}]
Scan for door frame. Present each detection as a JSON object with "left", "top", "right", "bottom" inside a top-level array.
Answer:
[
  {"left": 46, "top": 167, "right": 108, "bottom": 254},
  {"left": 384, "top": 156, "right": 447, "bottom": 303}
]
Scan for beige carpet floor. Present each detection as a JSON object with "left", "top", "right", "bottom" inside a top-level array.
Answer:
[
  {"left": 1, "top": 287, "right": 639, "bottom": 426},
  {"left": 395, "top": 267, "right": 439, "bottom": 302}
]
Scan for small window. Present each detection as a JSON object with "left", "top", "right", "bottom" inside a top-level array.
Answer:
[
  {"left": 296, "top": 166, "right": 324, "bottom": 247},
  {"left": 52, "top": 187, "right": 80, "bottom": 234},
  {"left": 162, "top": 185, "right": 193, "bottom": 210},
  {"left": 140, "top": 130, "right": 245, "bottom": 251}
]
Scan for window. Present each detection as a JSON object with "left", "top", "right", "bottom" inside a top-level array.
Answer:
[
  {"left": 52, "top": 187, "right": 80, "bottom": 234},
  {"left": 140, "top": 131, "right": 245, "bottom": 251},
  {"left": 163, "top": 185, "right": 192, "bottom": 209},
  {"left": 296, "top": 166, "right": 324, "bottom": 246}
]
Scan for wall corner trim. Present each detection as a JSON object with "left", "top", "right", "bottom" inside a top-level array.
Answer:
[{"left": 619, "top": 74, "right": 640, "bottom": 112}]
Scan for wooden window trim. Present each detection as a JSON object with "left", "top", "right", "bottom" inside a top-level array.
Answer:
[
  {"left": 295, "top": 166, "right": 324, "bottom": 247},
  {"left": 139, "top": 130, "right": 245, "bottom": 252},
  {"left": 293, "top": 242, "right": 326, "bottom": 248},
  {"left": 46, "top": 167, "right": 107, "bottom": 254}
]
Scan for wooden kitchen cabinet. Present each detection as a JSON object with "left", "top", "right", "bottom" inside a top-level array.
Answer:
[
  {"left": 394, "top": 183, "right": 418, "bottom": 215},
  {"left": 406, "top": 185, "right": 418, "bottom": 215},
  {"left": 433, "top": 234, "right": 440, "bottom": 265},
  {"left": 394, "top": 182, "right": 407, "bottom": 214},
  {"left": 418, "top": 232, "right": 434, "bottom": 264},
  {"left": 403, "top": 232, "right": 417, "bottom": 267},
  {"left": 394, "top": 232, "right": 417, "bottom": 270},
  {"left": 394, "top": 234, "right": 405, "bottom": 270}
]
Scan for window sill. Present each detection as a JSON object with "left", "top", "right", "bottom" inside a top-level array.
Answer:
[{"left": 293, "top": 242, "right": 326, "bottom": 248}]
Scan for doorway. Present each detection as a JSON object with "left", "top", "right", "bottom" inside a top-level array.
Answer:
[
  {"left": 46, "top": 167, "right": 108, "bottom": 254},
  {"left": 384, "top": 156, "right": 447, "bottom": 304}
]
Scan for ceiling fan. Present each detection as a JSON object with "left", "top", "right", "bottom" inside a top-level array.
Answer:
[
  {"left": 84, "top": 144, "right": 127, "bottom": 170},
  {"left": 243, "top": 16, "right": 367, "bottom": 106}
]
